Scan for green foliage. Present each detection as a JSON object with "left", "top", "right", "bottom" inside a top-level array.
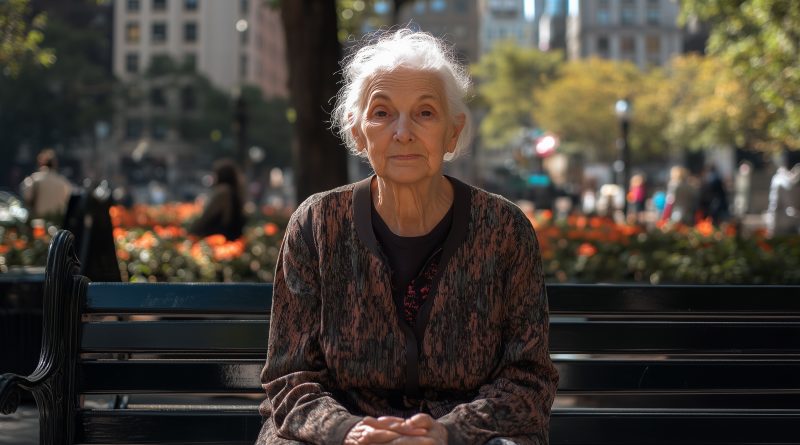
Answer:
[
  {"left": 128, "top": 55, "right": 293, "bottom": 167},
  {"left": 471, "top": 41, "right": 562, "bottom": 150},
  {"left": 0, "top": 10, "right": 113, "bottom": 185},
  {"left": 680, "top": 0, "right": 800, "bottom": 150},
  {"left": 533, "top": 58, "right": 640, "bottom": 160},
  {"left": 0, "top": 0, "right": 55, "bottom": 77}
]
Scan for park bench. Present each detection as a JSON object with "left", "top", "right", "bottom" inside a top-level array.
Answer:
[{"left": 1, "top": 229, "right": 800, "bottom": 444}]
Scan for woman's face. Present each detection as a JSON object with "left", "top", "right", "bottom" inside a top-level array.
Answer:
[{"left": 353, "top": 67, "right": 464, "bottom": 186}]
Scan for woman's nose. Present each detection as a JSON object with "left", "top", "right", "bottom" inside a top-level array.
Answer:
[{"left": 393, "top": 115, "right": 413, "bottom": 143}]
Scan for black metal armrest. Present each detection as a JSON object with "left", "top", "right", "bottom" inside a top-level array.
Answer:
[{"left": 0, "top": 372, "right": 29, "bottom": 415}]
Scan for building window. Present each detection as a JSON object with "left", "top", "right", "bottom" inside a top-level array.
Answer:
[
  {"left": 546, "top": 0, "right": 563, "bottom": 16},
  {"left": 646, "top": 0, "right": 660, "bottom": 25},
  {"left": 240, "top": 0, "right": 248, "bottom": 14},
  {"left": 431, "top": 0, "right": 446, "bottom": 12},
  {"left": 240, "top": 28, "right": 249, "bottom": 45},
  {"left": 150, "top": 87, "right": 167, "bottom": 107},
  {"left": 183, "top": 53, "right": 196, "bottom": 71},
  {"left": 596, "top": 0, "right": 610, "bottom": 25},
  {"left": 151, "top": 119, "right": 168, "bottom": 140},
  {"left": 184, "top": 22, "right": 197, "bottom": 42},
  {"left": 125, "top": 53, "right": 139, "bottom": 73},
  {"left": 125, "top": 22, "right": 140, "bottom": 43},
  {"left": 621, "top": 36, "right": 636, "bottom": 59},
  {"left": 239, "top": 54, "right": 248, "bottom": 79},
  {"left": 646, "top": 35, "right": 661, "bottom": 64},
  {"left": 153, "top": 0, "right": 167, "bottom": 11},
  {"left": 180, "top": 86, "right": 196, "bottom": 110},
  {"left": 152, "top": 22, "right": 167, "bottom": 43},
  {"left": 454, "top": 0, "right": 468, "bottom": 13},
  {"left": 596, "top": 36, "right": 609, "bottom": 57},
  {"left": 414, "top": 1, "right": 425, "bottom": 14},
  {"left": 184, "top": 0, "right": 198, "bottom": 10},
  {"left": 127, "top": 0, "right": 140, "bottom": 12},
  {"left": 125, "top": 118, "right": 144, "bottom": 140},
  {"left": 621, "top": 0, "right": 636, "bottom": 25}
]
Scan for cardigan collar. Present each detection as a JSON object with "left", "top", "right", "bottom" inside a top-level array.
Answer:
[{"left": 352, "top": 174, "right": 471, "bottom": 264}]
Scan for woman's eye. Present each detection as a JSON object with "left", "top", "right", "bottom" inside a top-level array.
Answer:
[
  {"left": 373, "top": 109, "right": 388, "bottom": 118},
  {"left": 420, "top": 109, "right": 434, "bottom": 118}
]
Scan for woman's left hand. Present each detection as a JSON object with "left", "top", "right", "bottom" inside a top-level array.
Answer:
[{"left": 385, "top": 413, "right": 448, "bottom": 445}]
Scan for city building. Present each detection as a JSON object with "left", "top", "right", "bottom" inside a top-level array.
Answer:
[
  {"left": 536, "top": 0, "right": 568, "bottom": 52},
  {"left": 397, "top": 0, "right": 481, "bottom": 62},
  {"left": 110, "top": 0, "right": 288, "bottom": 198},
  {"left": 479, "top": 0, "right": 535, "bottom": 55},
  {"left": 114, "top": 0, "right": 286, "bottom": 96},
  {"left": 566, "top": 0, "right": 683, "bottom": 69}
]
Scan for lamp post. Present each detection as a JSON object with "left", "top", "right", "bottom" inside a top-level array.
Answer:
[{"left": 614, "top": 98, "right": 631, "bottom": 197}]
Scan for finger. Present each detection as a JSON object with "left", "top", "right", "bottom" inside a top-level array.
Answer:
[
  {"left": 406, "top": 413, "right": 435, "bottom": 428},
  {"left": 369, "top": 416, "right": 427, "bottom": 435},
  {"left": 371, "top": 416, "right": 407, "bottom": 427},
  {"left": 361, "top": 428, "right": 404, "bottom": 443}
]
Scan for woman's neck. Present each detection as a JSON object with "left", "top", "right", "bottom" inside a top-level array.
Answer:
[{"left": 372, "top": 175, "right": 453, "bottom": 237}]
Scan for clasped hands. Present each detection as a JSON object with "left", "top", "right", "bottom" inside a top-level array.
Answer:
[{"left": 343, "top": 413, "right": 448, "bottom": 445}]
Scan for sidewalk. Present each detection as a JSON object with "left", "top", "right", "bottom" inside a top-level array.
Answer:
[{"left": 0, "top": 403, "right": 37, "bottom": 445}]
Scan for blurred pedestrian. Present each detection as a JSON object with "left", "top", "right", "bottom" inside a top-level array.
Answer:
[
  {"left": 766, "top": 163, "right": 800, "bottom": 237},
  {"left": 733, "top": 161, "right": 752, "bottom": 218},
  {"left": 664, "top": 166, "right": 697, "bottom": 226},
  {"left": 699, "top": 164, "right": 730, "bottom": 225},
  {"left": 627, "top": 173, "right": 646, "bottom": 224},
  {"left": 19, "top": 148, "right": 73, "bottom": 220},
  {"left": 189, "top": 158, "right": 246, "bottom": 240}
]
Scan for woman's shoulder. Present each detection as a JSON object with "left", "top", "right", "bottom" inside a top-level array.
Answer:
[
  {"left": 289, "top": 181, "right": 359, "bottom": 225},
  {"left": 459, "top": 180, "right": 531, "bottom": 227}
]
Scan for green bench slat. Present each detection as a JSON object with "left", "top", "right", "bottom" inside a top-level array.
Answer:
[
  {"left": 79, "top": 361, "right": 264, "bottom": 393},
  {"left": 81, "top": 321, "right": 269, "bottom": 352},
  {"left": 547, "top": 284, "right": 800, "bottom": 315},
  {"left": 78, "top": 359, "right": 800, "bottom": 394},
  {"left": 550, "top": 320, "right": 800, "bottom": 353},
  {"left": 550, "top": 409, "right": 800, "bottom": 444},
  {"left": 80, "top": 319, "right": 800, "bottom": 354},
  {"left": 555, "top": 359, "right": 800, "bottom": 391},
  {"left": 76, "top": 408, "right": 800, "bottom": 444},
  {"left": 77, "top": 410, "right": 262, "bottom": 444},
  {"left": 85, "top": 283, "right": 272, "bottom": 314}
]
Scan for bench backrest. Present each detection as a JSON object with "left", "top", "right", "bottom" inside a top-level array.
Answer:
[{"left": 8, "top": 230, "right": 800, "bottom": 444}]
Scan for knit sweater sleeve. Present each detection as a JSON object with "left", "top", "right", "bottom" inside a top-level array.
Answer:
[
  {"left": 258, "top": 207, "right": 362, "bottom": 445},
  {"left": 438, "top": 211, "right": 559, "bottom": 445}
]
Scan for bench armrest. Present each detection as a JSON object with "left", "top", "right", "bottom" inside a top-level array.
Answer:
[{"left": 0, "top": 372, "right": 32, "bottom": 415}]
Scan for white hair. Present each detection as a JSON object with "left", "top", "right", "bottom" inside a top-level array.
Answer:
[{"left": 332, "top": 29, "right": 473, "bottom": 161}]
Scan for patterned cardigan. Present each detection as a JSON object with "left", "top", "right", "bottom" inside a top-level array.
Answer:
[{"left": 257, "top": 175, "right": 558, "bottom": 445}]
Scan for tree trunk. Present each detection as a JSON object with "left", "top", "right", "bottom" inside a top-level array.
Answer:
[{"left": 280, "top": 0, "right": 349, "bottom": 204}]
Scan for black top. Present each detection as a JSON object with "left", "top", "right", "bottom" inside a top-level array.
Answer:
[{"left": 371, "top": 198, "right": 453, "bottom": 307}]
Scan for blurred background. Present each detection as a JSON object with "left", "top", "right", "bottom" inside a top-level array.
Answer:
[{"left": 1, "top": 0, "right": 799, "bottom": 288}]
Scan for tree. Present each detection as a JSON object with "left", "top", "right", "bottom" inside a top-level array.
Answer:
[
  {"left": 277, "top": 0, "right": 418, "bottom": 203},
  {"left": 279, "top": 0, "right": 349, "bottom": 203},
  {"left": 127, "top": 55, "right": 292, "bottom": 168},
  {"left": 680, "top": 0, "right": 800, "bottom": 150},
  {"left": 658, "top": 54, "right": 751, "bottom": 153},
  {"left": 533, "top": 58, "right": 642, "bottom": 161},
  {"left": 0, "top": 0, "right": 54, "bottom": 77},
  {"left": 470, "top": 41, "right": 562, "bottom": 150},
  {"left": 0, "top": 4, "right": 112, "bottom": 187}
]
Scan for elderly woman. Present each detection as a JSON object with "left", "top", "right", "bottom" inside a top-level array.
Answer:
[{"left": 258, "top": 30, "right": 557, "bottom": 445}]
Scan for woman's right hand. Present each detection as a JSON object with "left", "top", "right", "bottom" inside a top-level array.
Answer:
[{"left": 343, "top": 417, "right": 427, "bottom": 444}]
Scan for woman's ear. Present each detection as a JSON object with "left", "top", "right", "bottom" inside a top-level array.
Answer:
[
  {"left": 348, "top": 113, "right": 365, "bottom": 152},
  {"left": 447, "top": 113, "right": 466, "bottom": 153},
  {"left": 350, "top": 126, "right": 365, "bottom": 152}
]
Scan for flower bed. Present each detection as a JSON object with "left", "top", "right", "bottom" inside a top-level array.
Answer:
[{"left": 2, "top": 205, "right": 798, "bottom": 284}]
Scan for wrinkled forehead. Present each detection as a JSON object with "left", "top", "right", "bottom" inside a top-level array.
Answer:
[{"left": 361, "top": 66, "right": 448, "bottom": 106}]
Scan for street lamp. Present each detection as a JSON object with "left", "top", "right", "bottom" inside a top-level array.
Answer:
[{"left": 614, "top": 98, "right": 631, "bottom": 196}]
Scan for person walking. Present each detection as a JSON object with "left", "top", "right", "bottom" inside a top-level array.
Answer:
[{"left": 19, "top": 149, "right": 73, "bottom": 220}]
